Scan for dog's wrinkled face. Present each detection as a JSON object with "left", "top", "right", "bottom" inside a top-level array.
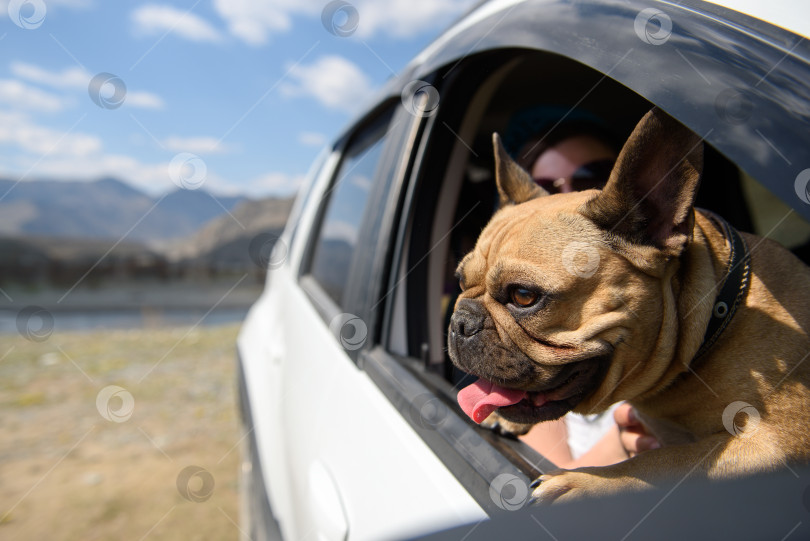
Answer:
[
  {"left": 449, "top": 192, "right": 649, "bottom": 423},
  {"left": 449, "top": 109, "right": 704, "bottom": 425}
]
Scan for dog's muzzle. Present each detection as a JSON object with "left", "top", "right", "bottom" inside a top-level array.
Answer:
[
  {"left": 449, "top": 299, "right": 486, "bottom": 340},
  {"left": 447, "top": 299, "right": 491, "bottom": 373}
]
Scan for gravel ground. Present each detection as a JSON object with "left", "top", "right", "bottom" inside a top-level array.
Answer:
[{"left": 0, "top": 323, "right": 244, "bottom": 540}]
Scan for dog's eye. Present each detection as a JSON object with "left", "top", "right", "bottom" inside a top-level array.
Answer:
[
  {"left": 510, "top": 287, "right": 539, "bottom": 307},
  {"left": 455, "top": 270, "right": 466, "bottom": 291}
]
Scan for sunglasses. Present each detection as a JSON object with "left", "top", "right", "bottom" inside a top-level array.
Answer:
[{"left": 533, "top": 158, "right": 615, "bottom": 193}]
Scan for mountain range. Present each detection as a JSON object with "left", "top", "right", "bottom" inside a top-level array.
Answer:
[
  {"left": 0, "top": 177, "right": 250, "bottom": 243},
  {"left": 164, "top": 196, "right": 294, "bottom": 262},
  {"left": 0, "top": 177, "right": 295, "bottom": 284}
]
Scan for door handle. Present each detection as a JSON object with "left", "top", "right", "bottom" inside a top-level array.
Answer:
[{"left": 308, "top": 461, "right": 349, "bottom": 541}]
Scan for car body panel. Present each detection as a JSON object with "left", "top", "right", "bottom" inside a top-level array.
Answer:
[
  {"left": 239, "top": 265, "right": 486, "bottom": 540},
  {"left": 238, "top": 115, "right": 487, "bottom": 539}
]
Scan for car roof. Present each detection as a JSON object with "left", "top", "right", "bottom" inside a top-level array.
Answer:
[{"left": 343, "top": 0, "right": 810, "bottom": 220}]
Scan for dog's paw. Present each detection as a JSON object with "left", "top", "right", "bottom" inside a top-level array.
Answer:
[
  {"left": 530, "top": 467, "right": 653, "bottom": 505},
  {"left": 530, "top": 469, "right": 601, "bottom": 505},
  {"left": 480, "top": 412, "right": 534, "bottom": 437}
]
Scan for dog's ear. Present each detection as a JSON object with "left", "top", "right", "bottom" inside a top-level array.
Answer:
[
  {"left": 581, "top": 108, "right": 703, "bottom": 257},
  {"left": 493, "top": 132, "right": 549, "bottom": 206}
]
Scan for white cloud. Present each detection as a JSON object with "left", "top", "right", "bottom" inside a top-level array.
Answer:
[
  {"left": 326, "top": 220, "right": 359, "bottom": 244},
  {"left": 18, "top": 153, "right": 170, "bottom": 189},
  {"left": 212, "top": 0, "right": 312, "bottom": 45},
  {"left": 351, "top": 174, "right": 373, "bottom": 191},
  {"left": 0, "top": 110, "right": 169, "bottom": 194},
  {"left": 298, "top": 131, "right": 327, "bottom": 147},
  {"left": 10, "top": 63, "right": 165, "bottom": 110},
  {"left": 132, "top": 4, "right": 223, "bottom": 43},
  {"left": 163, "top": 136, "right": 232, "bottom": 154},
  {"left": 10, "top": 62, "right": 89, "bottom": 89},
  {"left": 0, "top": 80, "right": 68, "bottom": 112},
  {"left": 282, "top": 55, "right": 373, "bottom": 111},
  {"left": 126, "top": 91, "right": 165, "bottom": 110},
  {"left": 352, "top": 0, "right": 471, "bottom": 39},
  {"left": 0, "top": 111, "right": 283, "bottom": 196},
  {"left": 246, "top": 171, "right": 305, "bottom": 195},
  {"left": 211, "top": 0, "right": 472, "bottom": 45},
  {"left": 0, "top": 110, "right": 101, "bottom": 156}
]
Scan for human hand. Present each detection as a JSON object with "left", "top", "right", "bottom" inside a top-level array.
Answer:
[{"left": 613, "top": 403, "right": 660, "bottom": 457}]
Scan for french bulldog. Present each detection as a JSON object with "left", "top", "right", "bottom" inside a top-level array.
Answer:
[{"left": 447, "top": 108, "right": 810, "bottom": 503}]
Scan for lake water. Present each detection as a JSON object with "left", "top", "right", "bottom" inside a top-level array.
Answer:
[{"left": 0, "top": 306, "right": 250, "bottom": 335}]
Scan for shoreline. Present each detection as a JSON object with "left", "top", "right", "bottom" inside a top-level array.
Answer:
[
  {"left": 0, "top": 280, "right": 262, "bottom": 334},
  {"left": 0, "top": 279, "right": 265, "bottom": 312}
]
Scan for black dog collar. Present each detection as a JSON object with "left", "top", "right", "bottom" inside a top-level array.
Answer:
[{"left": 692, "top": 211, "right": 752, "bottom": 361}]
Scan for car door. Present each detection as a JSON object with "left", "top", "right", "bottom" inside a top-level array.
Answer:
[{"left": 275, "top": 102, "right": 486, "bottom": 540}]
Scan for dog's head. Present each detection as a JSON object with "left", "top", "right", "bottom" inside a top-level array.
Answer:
[{"left": 448, "top": 108, "right": 704, "bottom": 425}]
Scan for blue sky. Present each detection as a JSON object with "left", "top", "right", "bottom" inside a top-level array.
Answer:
[{"left": 0, "top": 0, "right": 476, "bottom": 197}]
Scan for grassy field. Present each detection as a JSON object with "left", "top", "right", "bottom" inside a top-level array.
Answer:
[{"left": 0, "top": 323, "right": 244, "bottom": 540}]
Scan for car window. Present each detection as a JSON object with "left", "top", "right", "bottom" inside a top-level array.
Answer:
[
  {"left": 286, "top": 147, "right": 330, "bottom": 255},
  {"left": 308, "top": 111, "right": 393, "bottom": 306},
  {"left": 374, "top": 47, "right": 810, "bottom": 508},
  {"left": 365, "top": 52, "right": 581, "bottom": 510},
  {"left": 740, "top": 172, "right": 810, "bottom": 258}
]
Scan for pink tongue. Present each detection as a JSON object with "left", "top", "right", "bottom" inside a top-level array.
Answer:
[{"left": 457, "top": 379, "right": 528, "bottom": 424}]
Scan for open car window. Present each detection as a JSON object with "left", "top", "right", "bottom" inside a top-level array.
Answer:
[{"left": 370, "top": 46, "right": 810, "bottom": 510}]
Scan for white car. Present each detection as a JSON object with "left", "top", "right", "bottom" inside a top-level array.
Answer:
[{"left": 237, "top": 1, "right": 810, "bottom": 539}]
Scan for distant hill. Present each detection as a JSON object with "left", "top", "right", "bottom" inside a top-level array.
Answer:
[
  {"left": 0, "top": 234, "right": 156, "bottom": 262},
  {"left": 165, "top": 196, "right": 295, "bottom": 264},
  {"left": 0, "top": 233, "right": 166, "bottom": 287},
  {"left": 0, "top": 177, "right": 296, "bottom": 288},
  {"left": 0, "top": 177, "right": 248, "bottom": 243}
]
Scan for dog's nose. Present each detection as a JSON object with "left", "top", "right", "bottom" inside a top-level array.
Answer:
[{"left": 450, "top": 304, "right": 485, "bottom": 338}]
